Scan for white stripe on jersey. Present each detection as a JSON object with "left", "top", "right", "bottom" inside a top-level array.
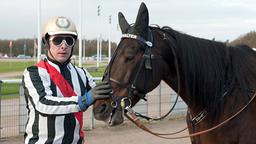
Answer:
[
  {"left": 72, "top": 118, "right": 81, "bottom": 144},
  {"left": 69, "top": 64, "right": 82, "bottom": 96},
  {"left": 53, "top": 116, "right": 65, "bottom": 143},
  {"left": 36, "top": 115, "right": 48, "bottom": 144},
  {"left": 75, "top": 67, "right": 96, "bottom": 89},
  {"left": 24, "top": 104, "right": 35, "bottom": 144},
  {"left": 23, "top": 59, "right": 95, "bottom": 144},
  {"left": 25, "top": 66, "right": 80, "bottom": 115}
]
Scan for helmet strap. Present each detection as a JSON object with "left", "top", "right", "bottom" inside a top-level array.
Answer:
[{"left": 48, "top": 47, "right": 58, "bottom": 62}]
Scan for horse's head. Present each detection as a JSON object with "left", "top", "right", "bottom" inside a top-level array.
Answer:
[{"left": 93, "top": 3, "right": 173, "bottom": 126}]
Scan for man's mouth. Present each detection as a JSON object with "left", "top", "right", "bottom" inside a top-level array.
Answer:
[{"left": 58, "top": 53, "right": 68, "bottom": 56}]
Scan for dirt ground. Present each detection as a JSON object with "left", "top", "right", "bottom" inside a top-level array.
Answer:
[{"left": 1, "top": 118, "right": 191, "bottom": 144}]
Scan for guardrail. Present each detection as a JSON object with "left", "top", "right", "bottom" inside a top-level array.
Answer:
[{"left": 0, "top": 78, "right": 187, "bottom": 139}]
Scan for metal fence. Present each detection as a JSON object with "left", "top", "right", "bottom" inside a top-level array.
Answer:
[{"left": 0, "top": 78, "right": 187, "bottom": 139}]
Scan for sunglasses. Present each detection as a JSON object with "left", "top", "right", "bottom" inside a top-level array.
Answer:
[{"left": 49, "top": 36, "right": 75, "bottom": 47}]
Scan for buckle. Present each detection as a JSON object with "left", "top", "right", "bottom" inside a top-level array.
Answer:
[{"left": 121, "top": 97, "right": 132, "bottom": 109}]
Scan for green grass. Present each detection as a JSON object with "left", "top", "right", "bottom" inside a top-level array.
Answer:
[
  {"left": 0, "top": 61, "right": 36, "bottom": 73},
  {"left": 0, "top": 60, "right": 107, "bottom": 99},
  {"left": 88, "top": 66, "right": 106, "bottom": 77},
  {"left": 0, "top": 83, "right": 20, "bottom": 99},
  {"left": 0, "top": 60, "right": 107, "bottom": 76},
  {"left": 1, "top": 94, "right": 19, "bottom": 99},
  {"left": 1, "top": 83, "right": 20, "bottom": 95}
]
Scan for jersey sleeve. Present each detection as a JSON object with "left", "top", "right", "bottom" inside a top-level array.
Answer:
[{"left": 22, "top": 66, "right": 81, "bottom": 115}]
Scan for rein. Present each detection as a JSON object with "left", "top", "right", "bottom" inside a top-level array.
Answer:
[{"left": 124, "top": 91, "right": 256, "bottom": 139}]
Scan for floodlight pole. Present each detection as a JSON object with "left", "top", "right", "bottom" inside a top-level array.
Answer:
[
  {"left": 108, "top": 15, "right": 112, "bottom": 62},
  {"left": 96, "top": 5, "right": 100, "bottom": 68},
  {"left": 24, "top": 40, "right": 27, "bottom": 56},
  {"left": 99, "top": 34, "right": 102, "bottom": 62},
  {"left": 37, "top": 0, "right": 42, "bottom": 62},
  {"left": 78, "top": 0, "right": 83, "bottom": 67},
  {"left": 83, "top": 35, "right": 86, "bottom": 62},
  {"left": 33, "top": 36, "right": 37, "bottom": 60}
]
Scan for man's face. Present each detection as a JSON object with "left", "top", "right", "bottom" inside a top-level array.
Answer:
[{"left": 47, "top": 34, "right": 76, "bottom": 63}]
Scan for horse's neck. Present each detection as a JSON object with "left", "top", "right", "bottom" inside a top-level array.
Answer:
[
  {"left": 154, "top": 30, "right": 190, "bottom": 103},
  {"left": 163, "top": 77, "right": 190, "bottom": 104}
]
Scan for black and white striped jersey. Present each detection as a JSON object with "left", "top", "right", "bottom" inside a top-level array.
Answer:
[{"left": 22, "top": 58, "right": 96, "bottom": 144}]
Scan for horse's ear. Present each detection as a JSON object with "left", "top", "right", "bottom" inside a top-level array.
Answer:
[
  {"left": 118, "top": 12, "right": 130, "bottom": 34},
  {"left": 134, "top": 2, "right": 149, "bottom": 37}
]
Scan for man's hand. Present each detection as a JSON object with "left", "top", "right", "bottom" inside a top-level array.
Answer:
[
  {"left": 78, "top": 81, "right": 111, "bottom": 111},
  {"left": 91, "top": 81, "right": 112, "bottom": 103}
]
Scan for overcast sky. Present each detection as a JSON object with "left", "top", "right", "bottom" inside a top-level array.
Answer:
[{"left": 0, "top": 0, "right": 255, "bottom": 43}]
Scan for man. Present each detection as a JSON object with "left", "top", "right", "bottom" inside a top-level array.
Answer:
[{"left": 22, "top": 16, "right": 111, "bottom": 144}]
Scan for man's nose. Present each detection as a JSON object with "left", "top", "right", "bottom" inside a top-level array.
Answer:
[{"left": 59, "top": 41, "right": 68, "bottom": 49}]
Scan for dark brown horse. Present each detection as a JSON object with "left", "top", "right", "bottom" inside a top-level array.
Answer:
[{"left": 93, "top": 2, "right": 256, "bottom": 144}]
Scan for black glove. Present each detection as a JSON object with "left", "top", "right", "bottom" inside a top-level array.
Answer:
[
  {"left": 91, "top": 81, "right": 112, "bottom": 103},
  {"left": 78, "top": 81, "right": 111, "bottom": 111}
]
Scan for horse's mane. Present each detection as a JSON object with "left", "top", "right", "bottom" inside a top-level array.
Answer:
[{"left": 155, "top": 26, "right": 256, "bottom": 119}]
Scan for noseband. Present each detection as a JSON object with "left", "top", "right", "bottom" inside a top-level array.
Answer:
[{"left": 105, "top": 30, "right": 154, "bottom": 109}]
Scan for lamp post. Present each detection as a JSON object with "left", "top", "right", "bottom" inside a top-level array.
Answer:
[
  {"left": 9, "top": 41, "right": 13, "bottom": 57},
  {"left": 78, "top": 0, "right": 83, "bottom": 67},
  {"left": 108, "top": 15, "right": 112, "bottom": 62},
  {"left": 96, "top": 5, "right": 100, "bottom": 67},
  {"left": 37, "top": 0, "right": 41, "bottom": 62},
  {"left": 33, "top": 37, "right": 37, "bottom": 61},
  {"left": 23, "top": 40, "right": 27, "bottom": 56},
  {"left": 99, "top": 34, "right": 102, "bottom": 62},
  {"left": 83, "top": 35, "right": 86, "bottom": 61}
]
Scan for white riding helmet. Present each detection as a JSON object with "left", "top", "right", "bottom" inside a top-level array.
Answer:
[{"left": 42, "top": 16, "right": 77, "bottom": 43}]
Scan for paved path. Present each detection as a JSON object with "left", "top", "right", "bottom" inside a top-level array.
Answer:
[{"left": 0, "top": 71, "right": 23, "bottom": 79}]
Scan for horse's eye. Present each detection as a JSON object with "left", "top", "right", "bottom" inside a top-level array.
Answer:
[
  {"left": 124, "top": 49, "right": 136, "bottom": 61},
  {"left": 125, "top": 54, "right": 135, "bottom": 61}
]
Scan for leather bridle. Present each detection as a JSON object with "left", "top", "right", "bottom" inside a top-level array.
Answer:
[
  {"left": 104, "top": 30, "right": 154, "bottom": 110},
  {"left": 104, "top": 28, "right": 180, "bottom": 121}
]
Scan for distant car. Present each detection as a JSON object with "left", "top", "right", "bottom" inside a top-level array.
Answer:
[
  {"left": 91, "top": 54, "right": 108, "bottom": 60},
  {"left": 3, "top": 54, "right": 8, "bottom": 58},
  {"left": 17, "top": 54, "right": 31, "bottom": 59},
  {"left": 101, "top": 55, "right": 108, "bottom": 60},
  {"left": 91, "top": 55, "right": 97, "bottom": 60}
]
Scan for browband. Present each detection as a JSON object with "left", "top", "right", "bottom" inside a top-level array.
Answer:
[{"left": 122, "top": 33, "right": 153, "bottom": 48}]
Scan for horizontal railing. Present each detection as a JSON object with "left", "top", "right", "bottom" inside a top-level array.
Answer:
[{"left": 0, "top": 78, "right": 187, "bottom": 138}]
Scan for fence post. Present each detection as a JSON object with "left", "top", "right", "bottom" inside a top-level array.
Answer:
[
  {"left": 0, "top": 80, "right": 2, "bottom": 139},
  {"left": 19, "top": 84, "right": 26, "bottom": 134},
  {"left": 90, "top": 107, "right": 94, "bottom": 129},
  {"left": 158, "top": 82, "right": 162, "bottom": 118},
  {"left": 146, "top": 94, "right": 149, "bottom": 116}
]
